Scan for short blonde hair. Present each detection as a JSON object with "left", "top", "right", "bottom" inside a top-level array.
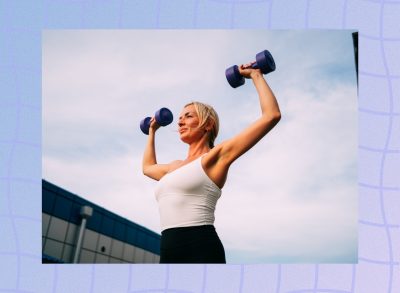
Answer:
[{"left": 184, "top": 101, "right": 219, "bottom": 148}]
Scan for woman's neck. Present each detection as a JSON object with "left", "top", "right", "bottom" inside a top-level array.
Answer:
[{"left": 186, "top": 140, "right": 210, "bottom": 159}]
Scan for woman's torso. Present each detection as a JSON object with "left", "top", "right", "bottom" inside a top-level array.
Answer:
[{"left": 154, "top": 154, "right": 222, "bottom": 231}]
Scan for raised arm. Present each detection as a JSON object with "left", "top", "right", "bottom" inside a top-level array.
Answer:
[
  {"left": 142, "top": 117, "right": 170, "bottom": 180},
  {"left": 217, "top": 63, "right": 281, "bottom": 166}
]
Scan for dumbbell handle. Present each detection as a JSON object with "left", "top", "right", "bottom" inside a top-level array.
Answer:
[
  {"left": 242, "top": 61, "right": 263, "bottom": 70},
  {"left": 240, "top": 51, "right": 275, "bottom": 72},
  {"left": 236, "top": 61, "right": 259, "bottom": 69}
]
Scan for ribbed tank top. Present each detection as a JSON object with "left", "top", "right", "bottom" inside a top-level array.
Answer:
[{"left": 154, "top": 154, "right": 222, "bottom": 231}]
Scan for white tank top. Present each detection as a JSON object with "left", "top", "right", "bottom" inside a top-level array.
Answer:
[{"left": 154, "top": 154, "right": 222, "bottom": 231}]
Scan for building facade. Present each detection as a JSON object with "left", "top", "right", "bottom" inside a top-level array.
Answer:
[{"left": 42, "top": 180, "right": 160, "bottom": 263}]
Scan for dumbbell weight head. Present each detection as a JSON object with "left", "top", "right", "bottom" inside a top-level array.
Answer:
[
  {"left": 225, "top": 65, "right": 245, "bottom": 88},
  {"left": 155, "top": 107, "right": 173, "bottom": 126},
  {"left": 255, "top": 50, "right": 276, "bottom": 74},
  {"left": 140, "top": 117, "right": 152, "bottom": 135}
]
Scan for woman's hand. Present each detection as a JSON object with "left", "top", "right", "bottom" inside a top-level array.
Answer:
[
  {"left": 149, "top": 116, "right": 161, "bottom": 134},
  {"left": 238, "top": 62, "right": 262, "bottom": 79}
]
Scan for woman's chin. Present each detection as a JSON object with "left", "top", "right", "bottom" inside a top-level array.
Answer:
[{"left": 179, "top": 135, "right": 189, "bottom": 143}]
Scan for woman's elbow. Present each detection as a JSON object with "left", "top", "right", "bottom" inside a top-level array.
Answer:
[
  {"left": 262, "top": 112, "right": 281, "bottom": 125},
  {"left": 142, "top": 168, "right": 153, "bottom": 179},
  {"left": 273, "top": 112, "right": 281, "bottom": 123},
  {"left": 142, "top": 165, "right": 149, "bottom": 176}
]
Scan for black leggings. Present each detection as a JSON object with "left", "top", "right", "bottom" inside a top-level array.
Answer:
[{"left": 160, "top": 225, "right": 226, "bottom": 264}]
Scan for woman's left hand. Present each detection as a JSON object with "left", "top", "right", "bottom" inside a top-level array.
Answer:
[{"left": 238, "top": 62, "right": 262, "bottom": 79}]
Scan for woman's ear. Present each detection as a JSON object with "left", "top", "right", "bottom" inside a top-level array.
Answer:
[{"left": 205, "top": 120, "right": 213, "bottom": 132}]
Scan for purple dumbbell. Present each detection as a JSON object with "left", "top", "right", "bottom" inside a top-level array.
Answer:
[
  {"left": 225, "top": 50, "right": 276, "bottom": 88},
  {"left": 140, "top": 107, "right": 173, "bottom": 135}
]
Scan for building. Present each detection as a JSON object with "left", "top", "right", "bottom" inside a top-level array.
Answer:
[{"left": 42, "top": 180, "right": 160, "bottom": 263}]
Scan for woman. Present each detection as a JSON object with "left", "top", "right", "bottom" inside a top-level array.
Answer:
[{"left": 142, "top": 62, "right": 281, "bottom": 263}]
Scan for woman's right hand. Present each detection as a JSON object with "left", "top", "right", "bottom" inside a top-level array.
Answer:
[
  {"left": 149, "top": 116, "right": 161, "bottom": 134},
  {"left": 239, "top": 62, "right": 262, "bottom": 79}
]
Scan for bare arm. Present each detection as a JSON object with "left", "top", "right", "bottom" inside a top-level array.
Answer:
[
  {"left": 142, "top": 118, "right": 170, "bottom": 181},
  {"left": 218, "top": 64, "right": 281, "bottom": 165}
]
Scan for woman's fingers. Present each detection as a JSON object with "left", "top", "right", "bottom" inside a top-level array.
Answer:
[
  {"left": 242, "top": 61, "right": 255, "bottom": 69},
  {"left": 149, "top": 116, "right": 161, "bottom": 131},
  {"left": 239, "top": 62, "right": 262, "bottom": 79}
]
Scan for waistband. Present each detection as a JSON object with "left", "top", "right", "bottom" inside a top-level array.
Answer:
[{"left": 161, "top": 225, "right": 215, "bottom": 235}]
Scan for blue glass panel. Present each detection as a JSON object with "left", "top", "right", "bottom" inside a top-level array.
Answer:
[
  {"left": 69, "top": 203, "right": 81, "bottom": 225},
  {"left": 126, "top": 226, "right": 137, "bottom": 244},
  {"left": 100, "top": 214, "right": 114, "bottom": 236},
  {"left": 53, "top": 195, "right": 73, "bottom": 221},
  {"left": 86, "top": 209, "right": 102, "bottom": 231},
  {"left": 136, "top": 230, "right": 147, "bottom": 249},
  {"left": 113, "top": 220, "right": 126, "bottom": 242},
  {"left": 42, "top": 188, "right": 55, "bottom": 214}
]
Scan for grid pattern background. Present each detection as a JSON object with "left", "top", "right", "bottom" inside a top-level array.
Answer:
[{"left": 0, "top": 0, "right": 399, "bottom": 292}]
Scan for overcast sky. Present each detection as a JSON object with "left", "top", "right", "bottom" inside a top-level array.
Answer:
[{"left": 43, "top": 30, "right": 358, "bottom": 263}]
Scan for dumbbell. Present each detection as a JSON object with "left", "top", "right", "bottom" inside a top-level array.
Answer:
[
  {"left": 140, "top": 107, "right": 173, "bottom": 135},
  {"left": 225, "top": 50, "right": 276, "bottom": 88}
]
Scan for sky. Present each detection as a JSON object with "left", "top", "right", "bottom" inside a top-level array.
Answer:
[{"left": 42, "top": 30, "right": 358, "bottom": 264}]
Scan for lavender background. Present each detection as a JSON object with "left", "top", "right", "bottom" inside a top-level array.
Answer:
[{"left": 1, "top": 0, "right": 399, "bottom": 292}]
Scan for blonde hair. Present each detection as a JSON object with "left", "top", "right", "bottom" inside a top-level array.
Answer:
[{"left": 184, "top": 101, "right": 219, "bottom": 148}]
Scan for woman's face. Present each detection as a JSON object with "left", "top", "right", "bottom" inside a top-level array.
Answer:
[{"left": 178, "top": 105, "right": 204, "bottom": 143}]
